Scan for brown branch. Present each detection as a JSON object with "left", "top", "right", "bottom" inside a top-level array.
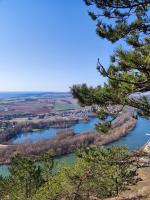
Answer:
[
  {"left": 96, "top": 1, "right": 150, "bottom": 9},
  {"left": 97, "top": 58, "right": 150, "bottom": 85}
]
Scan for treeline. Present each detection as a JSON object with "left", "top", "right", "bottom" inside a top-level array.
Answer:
[
  {"left": 0, "top": 112, "right": 136, "bottom": 164},
  {"left": 0, "top": 119, "right": 78, "bottom": 143},
  {"left": 0, "top": 129, "right": 96, "bottom": 163},
  {"left": 0, "top": 146, "right": 144, "bottom": 200}
]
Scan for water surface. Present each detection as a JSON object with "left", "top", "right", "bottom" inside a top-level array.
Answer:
[
  {"left": 1, "top": 117, "right": 150, "bottom": 176},
  {"left": 12, "top": 117, "right": 100, "bottom": 144},
  {"left": 107, "top": 117, "right": 150, "bottom": 150}
]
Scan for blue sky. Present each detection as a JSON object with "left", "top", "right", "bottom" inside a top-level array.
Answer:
[{"left": 0, "top": 0, "right": 119, "bottom": 92}]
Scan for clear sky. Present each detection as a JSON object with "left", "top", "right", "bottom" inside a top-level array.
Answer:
[{"left": 0, "top": 0, "right": 119, "bottom": 92}]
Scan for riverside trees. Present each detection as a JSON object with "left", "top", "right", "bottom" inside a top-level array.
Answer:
[
  {"left": 0, "top": 1, "right": 150, "bottom": 199},
  {"left": 71, "top": 0, "right": 150, "bottom": 132}
]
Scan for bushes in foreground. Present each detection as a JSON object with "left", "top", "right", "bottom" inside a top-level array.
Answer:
[{"left": 0, "top": 146, "right": 139, "bottom": 200}]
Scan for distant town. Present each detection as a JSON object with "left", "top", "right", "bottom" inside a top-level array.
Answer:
[{"left": 0, "top": 92, "right": 94, "bottom": 143}]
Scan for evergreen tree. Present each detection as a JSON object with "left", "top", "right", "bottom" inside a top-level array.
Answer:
[
  {"left": 0, "top": 176, "right": 10, "bottom": 200},
  {"left": 0, "top": 153, "right": 55, "bottom": 200},
  {"left": 35, "top": 146, "right": 138, "bottom": 200},
  {"left": 84, "top": 0, "right": 150, "bottom": 42},
  {"left": 39, "top": 152, "right": 54, "bottom": 182},
  {"left": 8, "top": 155, "right": 43, "bottom": 199},
  {"left": 71, "top": 0, "right": 150, "bottom": 132}
]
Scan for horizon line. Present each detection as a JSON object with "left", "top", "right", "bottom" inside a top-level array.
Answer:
[{"left": 0, "top": 91, "right": 71, "bottom": 93}]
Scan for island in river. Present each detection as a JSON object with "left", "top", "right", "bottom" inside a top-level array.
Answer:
[
  {"left": 0, "top": 92, "right": 140, "bottom": 164},
  {"left": 0, "top": 92, "right": 94, "bottom": 143},
  {"left": 0, "top": 111, "right": 136, "bottom": 164}
]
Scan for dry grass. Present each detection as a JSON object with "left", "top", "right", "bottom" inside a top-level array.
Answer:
[
  {"left": 0, "top": 112, "right": 136, "bottom": 164},
  {"left": 106, "top": 167, "right": 150, "bottom": 200}
]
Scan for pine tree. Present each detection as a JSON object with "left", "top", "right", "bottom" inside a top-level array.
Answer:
[
  {"left": 8, "top": 155, "right": 43, "bottom": 199},
  {"left": 71, "top": 0, "right": 150, "bottom": 132},
  {"left": 84, "top": 0, "right": 150, "bottom": 42}
]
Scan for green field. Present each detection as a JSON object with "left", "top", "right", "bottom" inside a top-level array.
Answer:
[{"left": 53, "top": 102, "right": 80, "bottom": 111}]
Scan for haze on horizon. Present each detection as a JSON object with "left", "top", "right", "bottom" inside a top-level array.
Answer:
[{"left": 0, "top": 0, "right": 119, "bottom": 92}]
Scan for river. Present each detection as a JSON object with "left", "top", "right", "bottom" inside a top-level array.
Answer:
[
  {"left": 11, "top": 117, "right": 100, "bottom": 144},
  {"left": 1, "top": 116, "right": 150, "bottom": 176}
]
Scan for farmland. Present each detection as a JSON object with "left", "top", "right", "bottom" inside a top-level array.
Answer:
[{"left": 0, "top": 92, "right": 93, "bottom": 143}]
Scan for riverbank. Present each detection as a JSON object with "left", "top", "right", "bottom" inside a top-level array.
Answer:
[
  {"left": 142, "top": 139, "right": 150, "bottom": 154},
  {"left": 0, "top": 112, "right": 136, "bottom": 164},
  {"left": 0, "top": 115, "right": 95, "bottom": 143}
]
